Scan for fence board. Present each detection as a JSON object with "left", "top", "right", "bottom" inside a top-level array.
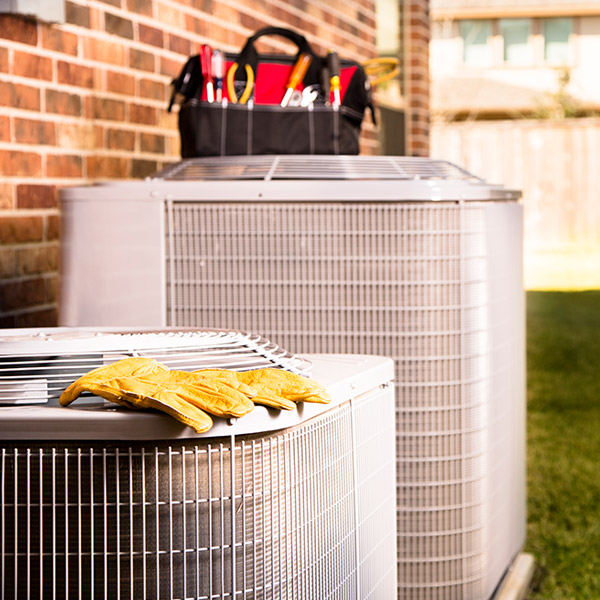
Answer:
[{"left": 431, "top": 118, "right": 600, "bottom": 288}]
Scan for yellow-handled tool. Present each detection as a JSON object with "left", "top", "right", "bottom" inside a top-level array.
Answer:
[{"left": 281, "top": 53, "right": 312, "bottom": 107}]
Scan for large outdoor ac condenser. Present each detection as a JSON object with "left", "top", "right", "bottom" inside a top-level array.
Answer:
[
  {"left": 0, "top": 327, "right": 396, "bottom": 599},
  {"left": 60, "top": 155, "right": 526, "bottom": 600}
]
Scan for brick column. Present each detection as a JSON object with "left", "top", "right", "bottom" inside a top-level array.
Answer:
[{"left": 400, "top": 0, "right": 430, "bottom": 157}]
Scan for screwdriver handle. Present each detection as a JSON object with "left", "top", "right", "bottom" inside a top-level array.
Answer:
[
  {"left": 212, "top": 49, "right": 225, "bottom": 102},
  {"left": 327, "top": 50, "right": 341, "bottom": 107},
  {"left": 281, "top": 53, "right": 312, "bottom": 107},
  {"left": 288, "top": 53, "right": 312, "bottom": 89},
  {"left": 200, "top": 44, "right": 214, "bottom": 102}
]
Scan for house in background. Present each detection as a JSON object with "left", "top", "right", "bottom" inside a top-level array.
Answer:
[
  {"left": 429, "top": 0, "right": 600, "bottom": 290},
  {"left": 430, "top": 0, "right": 600, "bottom": 120}
]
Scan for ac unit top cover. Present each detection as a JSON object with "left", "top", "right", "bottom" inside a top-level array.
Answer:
[
  {"left": 0, "top": 327, "right": 394, "bottom": 441},
  {"left": 59, "top": 155, "right": 521, "bottom": 203}
]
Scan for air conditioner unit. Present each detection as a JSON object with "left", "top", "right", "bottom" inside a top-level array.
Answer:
[
  {"left": 60, "top": 155, "right": 526, "bottom": 599},
  {"left": 0, "top": 327, "right": 396, "bottom": 599}
]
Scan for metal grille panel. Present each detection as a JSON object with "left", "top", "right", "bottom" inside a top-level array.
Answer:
[
  {"left": 0, "top": 383, "right": 396, "bottom": 599},
  {"left": 0, "top": 329, "right": 310, "bottom": 407},
  {"left": 152, "top": 155, "right": 481, "bottom": 182},
  {"left": 164, "top": 200, "right": 524, "bottom": 600}
]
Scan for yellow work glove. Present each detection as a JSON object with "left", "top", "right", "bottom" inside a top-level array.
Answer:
[
  {"left": 130, "top": 369, "right": 255, "bottom": 418},
  {"left": 60, "top": 357, "right": 255, "bottom": 433},
  {"left": 197, "top": 368, "right": 331, "bottom": 410},
  {"left": 70, "top": 378, "right": 214, "bottom": 433},
  {"left": 60, "top": 357, "right": 167, "bottom": 407}
]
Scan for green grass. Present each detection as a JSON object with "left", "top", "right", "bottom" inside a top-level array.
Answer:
[{"left": 525, "top": 291, "right": 600, "bottom": 599}]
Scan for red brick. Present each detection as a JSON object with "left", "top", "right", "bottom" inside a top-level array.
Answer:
[
  {"left": 130, "top": 48, "right": 155, "bottom": 72},
  {"left": 168, "top": 34, "right": 191, "bottom": 56},
  {"left": 0, "top": 150, "right": 42, "bottom": 177},
  {"left": 93, "top": 124, "right": 105, "bottom": 147},
  {"left": 156, "top": 3, "right": 184, "bottom": 28},
  {"left": 45, "top": 275, "right": 59, "bottom": 304},
  {"left": 41, "top": 26, "right": 79, "bottom": 56},
  {"left": 16, "top": 245, "right": 59, "bottom": 276},
  {"left": 86, "top": 156, "right": 130, "bottom": 179},
  {"left": 0, "top": 248, "right": 15, "bottom": 279},
  {"left": 0, "top": 116, "right": 9, "bottom": 142},
  {"left": 83, "top": 37, "right": 125, "bottom": 66},
  {"left": 46, "top": 154, "right": 83, "bottom": 178},
  {"left": 0, "top": 14, "right": 37, "bottom": 45},
  {"left": 106, "top": 70, "right": 136, "bottom": 95},
  {"left": 132, "top": 159, "right": 158, "bottom": 179},
  {"left": 66, "top": 1, "right": 90, "bottom": 27},
  {"left": 105, "top": 12, "right": 134, "bottom": 39},
  {"left": 107, "top": 128, "right": 135, "bottom": 151},
  {"left": 160, "top": 56, "right": 183, "bottom": 78},
  {"left": 13, "top": 51, "right": 53, "bottom": 81},
  {"left": 97, "top": 0, "right": 121, "bottom": 6},
  {"left": 139, "top": 24, "right": 164, "bottom": 48},
  {"left": 16, "top": 308, "right": 59, "bottom": 328},
  {"left": 16, "top": 185, "right": 58, "bottom": 209},
  {"left": 56, "top": 122, "right": 96, "bottom": 150},
  {"left": 14, "top": 118, "right": 56, "bottom": 145},
  {"left": 0, "top": 48, "right": 8, "bottom": 73},
  {"left": 45, "top": 89, "right": 82, "bottom": 116},
  {"left": 139, "top": 78, "right": 167, "bottom": 101},
  {"left": 126, "top": 0, "right": 154, "bottom": 16},
  {"left": 57, "top": 61, "right": 94, "bottom": 88},
  {"left": 129, "top": 103, "right": 156, "bottom": 125},
  {"left": 0, "top": 216, "right": 44, "bottom": 244},
  {"left": 0, "top": 82, "right": 41, "bottom": 111},
  {"left": 184, "top": 14, "right": 207, "bottom": 37},
  {"left": 140, "top": 132, "right": 165, "bottom": 154},
  {"left": 0, "top": 184, "right": 12, "bottom": 210},
  {"left": 47, "top": 215, "right": 61, "bottom": 241},
  {"left": 90, "top": 96, "right": 126, "bottom": 121}
]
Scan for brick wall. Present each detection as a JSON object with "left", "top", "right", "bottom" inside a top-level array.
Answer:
[
  {"left": 0, "top": 0, "right": 428, "bottom": 327},
  {"left": 400, "top": 0, "right": 430, "bottom": 156}
]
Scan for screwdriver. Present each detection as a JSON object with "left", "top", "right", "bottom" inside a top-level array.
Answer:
[
  {"left": 212, "top": 49, "right": 225, "bottom": 102},
  {"left": 327, "top": 50, "right": 341, "bottom": 108},
  {"left": 281, "top": 53, "right": 312, "bottom": 107},
  {"left": 320, "top": 64, "right": 330, "bottom": 106},
  {"left": 200, "top": 44, "right": 214, "bottom": 103}
]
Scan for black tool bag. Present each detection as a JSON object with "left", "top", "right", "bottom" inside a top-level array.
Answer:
[{"left": 169, "top": 27, "right": 375, "bottom": 157}]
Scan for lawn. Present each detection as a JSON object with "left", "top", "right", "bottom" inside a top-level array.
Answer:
[{"left": 525, "top": 291, "right": 600, "bottom": 599}]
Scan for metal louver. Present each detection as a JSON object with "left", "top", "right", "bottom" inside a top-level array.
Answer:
[
  {"left": 151, "top": 155, "right": 482, "bottom": 182},
  {"left": 0, "top": 328, "right": 310, "bottom": 406}
]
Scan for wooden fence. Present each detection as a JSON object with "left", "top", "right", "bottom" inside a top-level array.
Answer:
[{"left": 431, "top": 118, "right": 600, "bottom": 289}]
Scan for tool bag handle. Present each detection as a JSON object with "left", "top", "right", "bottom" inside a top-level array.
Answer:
[{"left": 236, "top": 26, "right": 321, "bottom": 84}]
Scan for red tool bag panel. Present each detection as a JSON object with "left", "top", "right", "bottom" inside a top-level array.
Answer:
[{"left": 169, "top": 27, "right": 375, "bottom": 157}]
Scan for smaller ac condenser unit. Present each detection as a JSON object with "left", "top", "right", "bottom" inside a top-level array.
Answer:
[
  {"left": 60, "top": 155, "right": 526, "bottom": 600},
  {"left": 0, "top": 327, "right": 396, "bottom": 600}
]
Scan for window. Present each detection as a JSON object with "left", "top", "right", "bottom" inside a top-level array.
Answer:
[
  {"left": 460, "top": 20, "right": 493, "bottom": 67},
  {"left": 500, "top": 18, "right": 532, "bottom": 65},
  {"left": 543, "top": 18, "right": 572, "bottom": 65}
]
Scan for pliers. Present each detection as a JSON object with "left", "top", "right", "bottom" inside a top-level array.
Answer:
[{"left": 226, "top": 62, "right": 255, "bottom": 104}]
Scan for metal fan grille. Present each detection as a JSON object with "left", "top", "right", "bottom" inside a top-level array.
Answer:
[
  {"left": 152, "top": 155, "right": 481, "bottom": 182},
  {"left": 164, "top": 200, "right": 524, "bottom": 600},
  {"left": 0, "top": 384, "right": 396, "bottom": 600},
  {"left": 0, "top": 329, "right": 310, "bottom": 406}
]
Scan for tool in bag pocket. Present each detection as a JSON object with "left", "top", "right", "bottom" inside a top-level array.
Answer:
[{"left": 168, "top": 27, "right": 375, "bottom": 157}]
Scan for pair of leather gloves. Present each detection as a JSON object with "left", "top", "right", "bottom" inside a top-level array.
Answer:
[{"left": 60, "top": 357, "right": 331, "bottom": 433}]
